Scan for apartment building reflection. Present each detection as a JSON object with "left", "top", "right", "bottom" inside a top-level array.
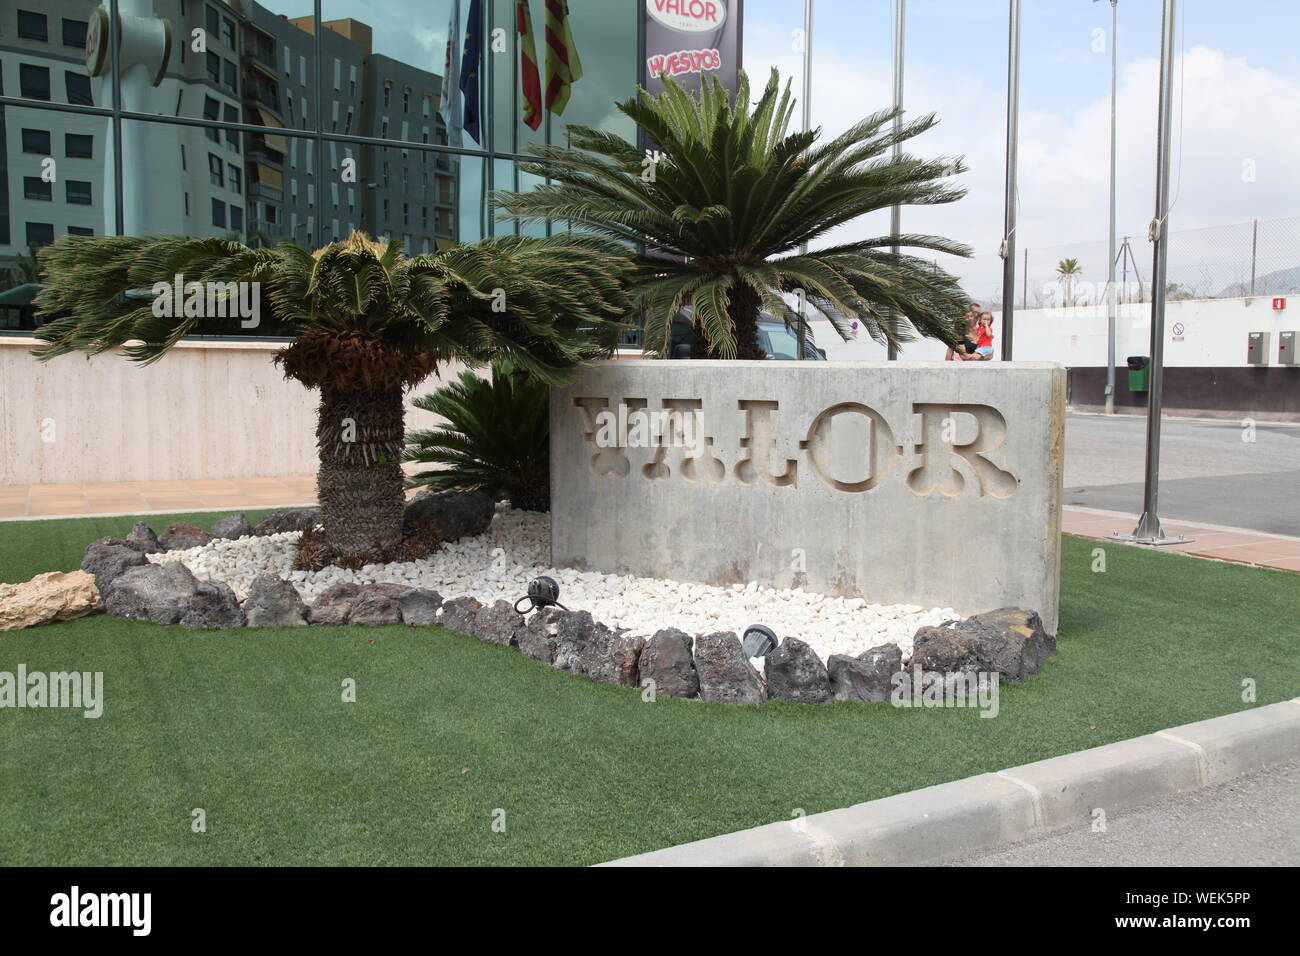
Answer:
[{"left": 0, "top": 0, "right": 458, "bottom": 272}]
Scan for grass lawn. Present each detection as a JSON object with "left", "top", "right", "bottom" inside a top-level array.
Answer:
[{"left": 1, "top": 511, "right": 1297, "bottom": 866}]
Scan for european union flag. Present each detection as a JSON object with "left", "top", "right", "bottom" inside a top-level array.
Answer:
[{"left": 459, "top": 0, "right": 483, "bottom": 144}]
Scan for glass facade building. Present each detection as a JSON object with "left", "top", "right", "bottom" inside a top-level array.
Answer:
[{"left": 0, "top": 0, "right": 641, "bottom": 289}]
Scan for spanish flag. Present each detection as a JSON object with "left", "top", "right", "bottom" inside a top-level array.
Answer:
[
  {"left": 544, "top": 0, "right": 582, "bottom": 115},
  {"left": 518, "top": 1, "right": 542, "bottom": 130}
]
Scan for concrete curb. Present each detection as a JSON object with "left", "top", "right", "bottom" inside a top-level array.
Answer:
[{"left": 598, "top": 699, "right": 1300, "bottom": 867}]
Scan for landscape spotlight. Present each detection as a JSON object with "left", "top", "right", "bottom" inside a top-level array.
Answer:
[
  {"left": 514, "top": 575, "right": 568, "bottom": 615},
  {"left": 742, "top": 624, "right": 778, "bottom": 658}
]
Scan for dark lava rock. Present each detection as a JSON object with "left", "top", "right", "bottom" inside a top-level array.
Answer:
[
  {"left": 158, "top": 522, "right": 212, "bottom": 551},
  {"left": 398, "top": 588, "right": 443, "bottom": 626},
  {"left": 765, "top": 635, "right": 832, "bottom": 704},
  {"left": 638, "top": 628, "right": 699, "bottom": 698},
  {"left": 124, "top": 522, "right": 162, "bottom": 554},
  {"left": 252, "top": 509, "right": 320, "bottom": 536},
  {"left": 80, "top": 540, "right": 148, "bottom": 590},
  {"left": 438, "top": 596, "right": 484, "bottom": 635},
  {"left": 347, "top": 583, "right": 409, "bottom": 626},
  {"left": 471, "top": 599, "right": 524, "bottom": 646},
  {"left": 403, "top": 490, "right": 495, "bottom": 543},
  {"left": 517, "top": 607, "right": 564, "bottom": 663},
  {"left": 693, "top": 631, "right": 766, "bottom": 706},
  {"left": 211, "top": 513, "right": 253, "bottom": 540},
  {"left": 244, "top": 574, "right": 308, "bottom": 627},
  {"left": 180, "top": 580, "right": 245, "bottom": 629},
  {"left": 103, "top": 562, "right": 201, "bottom": 625},
  {"left": 307, "top": 582, "right": 364, "bottom": 626},
  {"left": 828, "top": 643, "right": 903, "bottom": 702}
]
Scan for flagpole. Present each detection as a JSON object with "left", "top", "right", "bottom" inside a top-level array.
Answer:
[
  {"left": 797, "top": 0, "right": 813, "bottom": 360},
  {"left": 1106, "top": 0, "right": 1118, "bottom": 414},
  {"left": 999, "top": 0, "right": 1021, "bottom": 361},
  {"left": 887, "top": 0, "right": 904, "bottom": 361},
  {"left": 1115, "top": 0, "right": 1189, "bottom": 547}
]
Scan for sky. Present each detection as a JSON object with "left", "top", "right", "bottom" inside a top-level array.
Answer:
[
  {"left": 742, "top": 0, "right": 1300, "bottom": 302},
  {"left": 262, "top": 1, "right": 1300, "bottom": 303}
]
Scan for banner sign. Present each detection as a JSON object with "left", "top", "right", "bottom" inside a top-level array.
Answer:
[{"left": 643, "top": 0, "right": 742, "bottom": 97}]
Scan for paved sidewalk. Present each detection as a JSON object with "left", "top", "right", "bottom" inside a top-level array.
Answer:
[
  {"left": 0, "top": 475, "right": 317, "bottom": 519},
  {"left": 1063, "top": 506, "right": 1300, "bottom": 574},
  {"left": 3, "top": 478, "right": 1299, "bottom": 575}
]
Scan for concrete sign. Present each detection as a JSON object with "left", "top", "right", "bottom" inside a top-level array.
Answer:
[{"left": 551, "top": 361, "right": 1066, "bottom": 634}]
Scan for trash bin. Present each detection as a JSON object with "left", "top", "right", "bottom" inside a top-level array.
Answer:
[{"left": 1126, "top": 355, "right": 1150, "bottom": 392}]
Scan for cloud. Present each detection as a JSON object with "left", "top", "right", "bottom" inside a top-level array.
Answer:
[{"left": 743, "top": 31, "right": 1300, "bottom": 304}]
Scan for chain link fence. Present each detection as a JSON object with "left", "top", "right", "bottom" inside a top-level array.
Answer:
[{"left": 966, "top": 215, "right": 1300, "bottom": 311}]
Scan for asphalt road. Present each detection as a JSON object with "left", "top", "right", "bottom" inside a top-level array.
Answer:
[
  {"left": 1064, "top": 414, "right": 1300, "bottom": 536},
  {"left": 943, "top": 759, "right": 1300, "bottom": 867}
]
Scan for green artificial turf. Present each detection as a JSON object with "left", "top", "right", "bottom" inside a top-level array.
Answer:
[{"left": 0, "top": 511, "right": 1296, "bottom": 866}]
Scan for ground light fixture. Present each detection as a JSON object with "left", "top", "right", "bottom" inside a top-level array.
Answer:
[
  {"left": 514, "top": 575, "right": 569, "bottom": 615},
  {"left": 742, "top": 624, "right": 779, "bottom": 658}
]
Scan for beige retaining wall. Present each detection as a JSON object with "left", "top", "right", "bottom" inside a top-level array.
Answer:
[{"left": 0, "top": 336, "right": 459, "bottom": 485}]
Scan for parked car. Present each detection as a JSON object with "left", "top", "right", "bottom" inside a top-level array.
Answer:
[{"left": 665, "top": 308, "right": 826, "bottom": 360}]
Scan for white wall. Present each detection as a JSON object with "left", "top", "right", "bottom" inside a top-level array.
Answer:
[
  {"left": 0, "top": 337, "right": 459, "bottom": 485},
  {"left": 814, "top": 295, "right": 1299, "bottom": 368}
]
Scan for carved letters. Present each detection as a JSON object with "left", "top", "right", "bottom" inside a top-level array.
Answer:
[{"left": 574, "top": 397, "right": 1020, "bottom": 498}]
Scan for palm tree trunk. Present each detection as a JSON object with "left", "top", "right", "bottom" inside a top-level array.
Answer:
[
  {"left": 316, "top": 385, "right": 406, "bottom": 556},
  {"left": 729, "top": 282, "right": 765, "bottom": 360}
]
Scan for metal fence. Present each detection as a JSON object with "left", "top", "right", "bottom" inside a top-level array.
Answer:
[{"left": 965, "top": 214, "right": 1300, "bottom": 310}]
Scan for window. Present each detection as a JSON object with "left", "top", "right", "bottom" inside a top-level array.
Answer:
[
  {"left": 228, "top": 167, "right": 242, "bottom": 194},
  {"left": 212, "top": 199, "right": 227, "bottom": 229},
  {"left": 402, "top": 89, "right": 410, "bottom": 112},
  {"left": 65, "top": 133, "right": 93, "bottom": 158},
  {"left": 383, "top": 82, "right": 392, "bottom": 108},
  {"left": 206, "top": 52, "right": 220, "bottom": 84},
  {"left": 17, "top": 10, "right": 47, "bottom": 41},
  {"left": 231, "top": 206, "right": 243, "bottom": 232},
  {"left": 19, "top": 65, "right": 51, "bottom": 100},
  {"left": 180, "top": 144, "right": 187, "bottom": 170},
  {"left": 205, "top": 5, "right": 219, "bottom": 39},
  {"left": 208, "top": 154, "right": 224, "bottom": 187},
  {"left": 67, "top": 226, "right": 94, "bottom": 236},
  {"left": 66, "top": 181, "right": 92, "bottom": 205},
  {"left": 21, "top": 129, "right": 51, "bottom": 154},
  {"left": 23, "top": 177, "right": 52, "bottom": 201},
  {"left": 224, "top": 105, "right": 240, "bottom": 151},
  {"left": 26, "top": 223, "right": 56, "bottom": 247},
  {"left": 65, "top": 72, "right": 93, "bottom": 105},
  {"left": 203, "top": 97, "right": 221, "bottom": 142},
  {"left": 224, "top": 59, "right": 238, "bottom": 94},
  {"left": 222, "top": 17, "right": 235, "bottom": 49},
  {"left": 62, "top": 18, "right": 87, "bottom": 49},
  {"left": 264, "top": 204, "right": 278, "bottom": 225}
]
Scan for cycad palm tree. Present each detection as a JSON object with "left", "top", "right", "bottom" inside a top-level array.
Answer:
[
  {"left": 32, "top": 231, "right": 630, "bottom": 557},
  {"left": 496, "top": 69, "right": 972, "bottom": 359},
  {"left": 405, "top": 362, "right": 552, "bottom": 512}
]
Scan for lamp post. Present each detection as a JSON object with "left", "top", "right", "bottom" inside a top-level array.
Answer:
[
  {"left": 1105, "top": 0, "right": 1119, "bottom": 414},
  {"left": 887, "top": 0, "right": 905, "bottom": 361},
  {"left": 1112, "top": 0, "right": 1189, "bottom": 547},
  {"left": 797, "top": 0, "right": 814, "bottom": 361},
  {"left": 999, "top": 0, "right": 1021, "bottom": 361}
]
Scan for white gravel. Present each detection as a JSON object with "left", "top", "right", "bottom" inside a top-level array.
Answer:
[{"left": 148, "top": 506, "right": 957, "bottom": 663}]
